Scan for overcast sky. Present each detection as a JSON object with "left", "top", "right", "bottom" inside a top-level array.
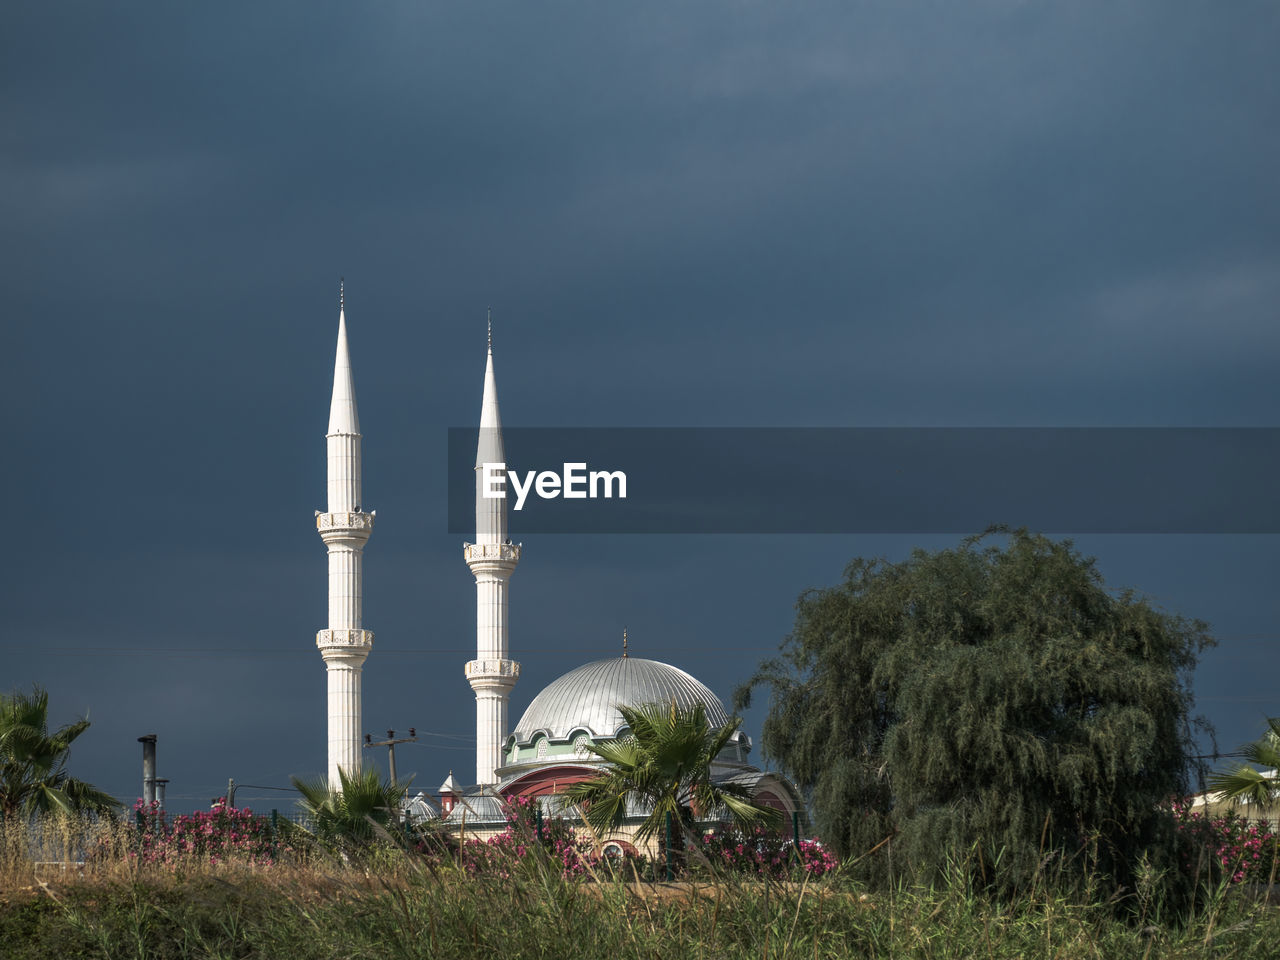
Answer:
[{"left": 4, "top": 1, "right": 1277, "bottom": 812}]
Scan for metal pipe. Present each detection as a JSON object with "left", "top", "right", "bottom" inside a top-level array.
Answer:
[{"left": 138, "top": 735, "right": 157, "bottom": 806}]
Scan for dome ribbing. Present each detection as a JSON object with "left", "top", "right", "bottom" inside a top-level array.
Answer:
[{"left": 510, "top": 657, "right": 730, "bottom": 743}]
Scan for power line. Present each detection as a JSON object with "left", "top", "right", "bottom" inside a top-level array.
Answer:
[
  {"left": 3, "top": 645, "right": 797, "bottom": 656},
  {"left": 11, "top": 634, "right": 1280, "bottom": 658},
  {"left": 228, "top": 784, "right": 297, "bottom": 792},
  {"left": 402, "top": 743, "right": 473, "bottom": 751}
]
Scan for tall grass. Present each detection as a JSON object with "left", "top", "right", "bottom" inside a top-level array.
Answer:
[{"left": 3, "top": 814, "right": 1279, "bottom": 959}]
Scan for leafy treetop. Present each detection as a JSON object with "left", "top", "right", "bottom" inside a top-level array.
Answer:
[{"left": 736, "top": 528, "right": 1213, "bottom": 893}]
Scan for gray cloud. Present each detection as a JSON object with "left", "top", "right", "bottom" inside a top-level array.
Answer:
[{"left": 4, "top": 0, "right": 1277, "bottom": 808}]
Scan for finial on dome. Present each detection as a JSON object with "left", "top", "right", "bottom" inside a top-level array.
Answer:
[
  {"left": 340, "top": 277, "right": 344, "bottom": 309},
  {"left": 487, "top": 307, "right": 492, "bottom": 352},
  {"left": 622, "top": 628, "right": 628, "bottom": 658}
]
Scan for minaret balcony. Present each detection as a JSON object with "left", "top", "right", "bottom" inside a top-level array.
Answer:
[
  {"left": 463, "top": 542, "right": 521, "bottom": 564},
  {"left": 465, "top": 658, "right": 521, "bottom": 682},
  {"left": 317, "top": 511, "right": 375, "bottom": 533},
  {"left": 316, "top": 628, "right": 374, "bottom": 655}
]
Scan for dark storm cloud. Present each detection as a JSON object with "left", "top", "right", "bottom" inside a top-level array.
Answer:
[{"left": 3, "top": 1, "right": 1277, "bottom": 807}]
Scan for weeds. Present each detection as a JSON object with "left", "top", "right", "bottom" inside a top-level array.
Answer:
[{"left": 2, "top": 812, "right": 1280, "bottom": 959}]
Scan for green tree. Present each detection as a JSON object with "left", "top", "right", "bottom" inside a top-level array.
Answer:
[
  {"left": 0, "top": 686, "right": 118, "bottom": 818},
  {"left": 561, "top": 700, "right": 779, "bottom": 855},
  {"left": 736, "top": 529, "right": 1212, "bottom": 893},
  {"left": 1208, "top": 717, "right": 1280, "bottom": 811},
  {"left": 290, "top": 766, "right": 408, "bottom": 851}
]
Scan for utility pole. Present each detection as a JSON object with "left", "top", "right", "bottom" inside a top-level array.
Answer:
[{"left": 364, "top": 728, "right": 417, "bottom": 795}]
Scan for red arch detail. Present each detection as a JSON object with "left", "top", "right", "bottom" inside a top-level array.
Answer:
[{"left": 500, "top": 765, "right": 597, "bottom": 800}]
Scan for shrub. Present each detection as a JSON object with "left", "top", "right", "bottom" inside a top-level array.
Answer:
[
  {"left": 1171, "top": 797, "right": 1279, "bottom": 885},
  {"left": 697, "top": 826, "right": 839, "bottom": 880},
  {"left": 433, "top": 796, "right": 644, "bottom": 880},
  {"left": 131, "top": 798, "right": 287, "bottom": 866}
]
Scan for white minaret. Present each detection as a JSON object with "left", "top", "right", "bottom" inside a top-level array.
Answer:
[
  {"left": 464, "top": 317, "right": 520, "bottom": 785},
  {"left": 315, "top": 282, "right": 375, "bottom": 790}
]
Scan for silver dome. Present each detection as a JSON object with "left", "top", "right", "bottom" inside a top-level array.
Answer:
[{"left": 510, "top": 657, "right": 730, "bottom": 744}]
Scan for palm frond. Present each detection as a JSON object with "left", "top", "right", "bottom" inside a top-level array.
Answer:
[
  {"left": 567, "top": 700, "right": 784, "bottom": 846},
  {"left": 1208, "top": 764, "right": 1279, "bottom": 808},
  {"left": 290, "top": 766, "right": 407, "bottom": 846},
  {"left": 60, "top": 777, "right": 121, "bottom": 816},
  {"left": 0, "top": 686, "right": 117, "bottom": 818},
  {"left": 1208, "top": 717, "right": 1280, "bottom": 811}
]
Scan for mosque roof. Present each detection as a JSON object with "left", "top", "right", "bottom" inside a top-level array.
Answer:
[
  {"left": 442, "top": 792, "right": 506, "bottom": 825},
  {"left": 509, "top": 657, "right": 731, "bottom": 744}
]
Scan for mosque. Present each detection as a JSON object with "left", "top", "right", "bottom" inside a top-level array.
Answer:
[{"left": 314, "top": 288, "right": 803, "bottom": 848}]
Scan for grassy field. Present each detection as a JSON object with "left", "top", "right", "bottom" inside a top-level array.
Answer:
[{"left": 3, "top": 816, "right": 1280, "bottom": 959}]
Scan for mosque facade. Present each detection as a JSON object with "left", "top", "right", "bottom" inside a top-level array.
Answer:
[{"left": 316, "top": 292, "right": 803, "bottom": 845}]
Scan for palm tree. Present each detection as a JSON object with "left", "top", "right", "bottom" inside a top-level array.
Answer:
[
  {"left": 1208, "top": 716, "right": 1280, "bottom": 811},
  {"left": 1209, "top": 718, "right": 1280, "bottom": 890},
  {"left": 290, "top": 766, "right": 409, "bottom": 849},
  {"left": 0, "top": 686, "right": 118, "bottom": 819},
  {"left": 562, "top": 700, "right": 780, "bottom": 855}
]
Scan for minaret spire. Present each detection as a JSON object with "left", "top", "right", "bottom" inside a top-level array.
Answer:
[
  {"left": 464, "top": 316, "right": 520, "bottom": 785},
  {"left": 475, "top": 313, "right": 506, "bottom": 542},
  {"left": 316, "top": 283, "right": 374, "bottom": 790},
  {"left": 327, "top": 286, "right": 360, "bottom": 443}
]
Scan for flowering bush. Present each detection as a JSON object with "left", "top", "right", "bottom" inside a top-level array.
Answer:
[
  {"left": 697, "top": 825, "right": 839, "bottom": 879},
  {"left": 1171, "top": 797, "right": 1278, "bottom": 885},
  {"left": 438, "top": 796, "right": 641, "bottom": 880},
  {"left": 132, "top": 798, "right": 287, "bottom": 866},
  {"left": 444, "top": 800, "right": 837, "bottom": 882}
]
